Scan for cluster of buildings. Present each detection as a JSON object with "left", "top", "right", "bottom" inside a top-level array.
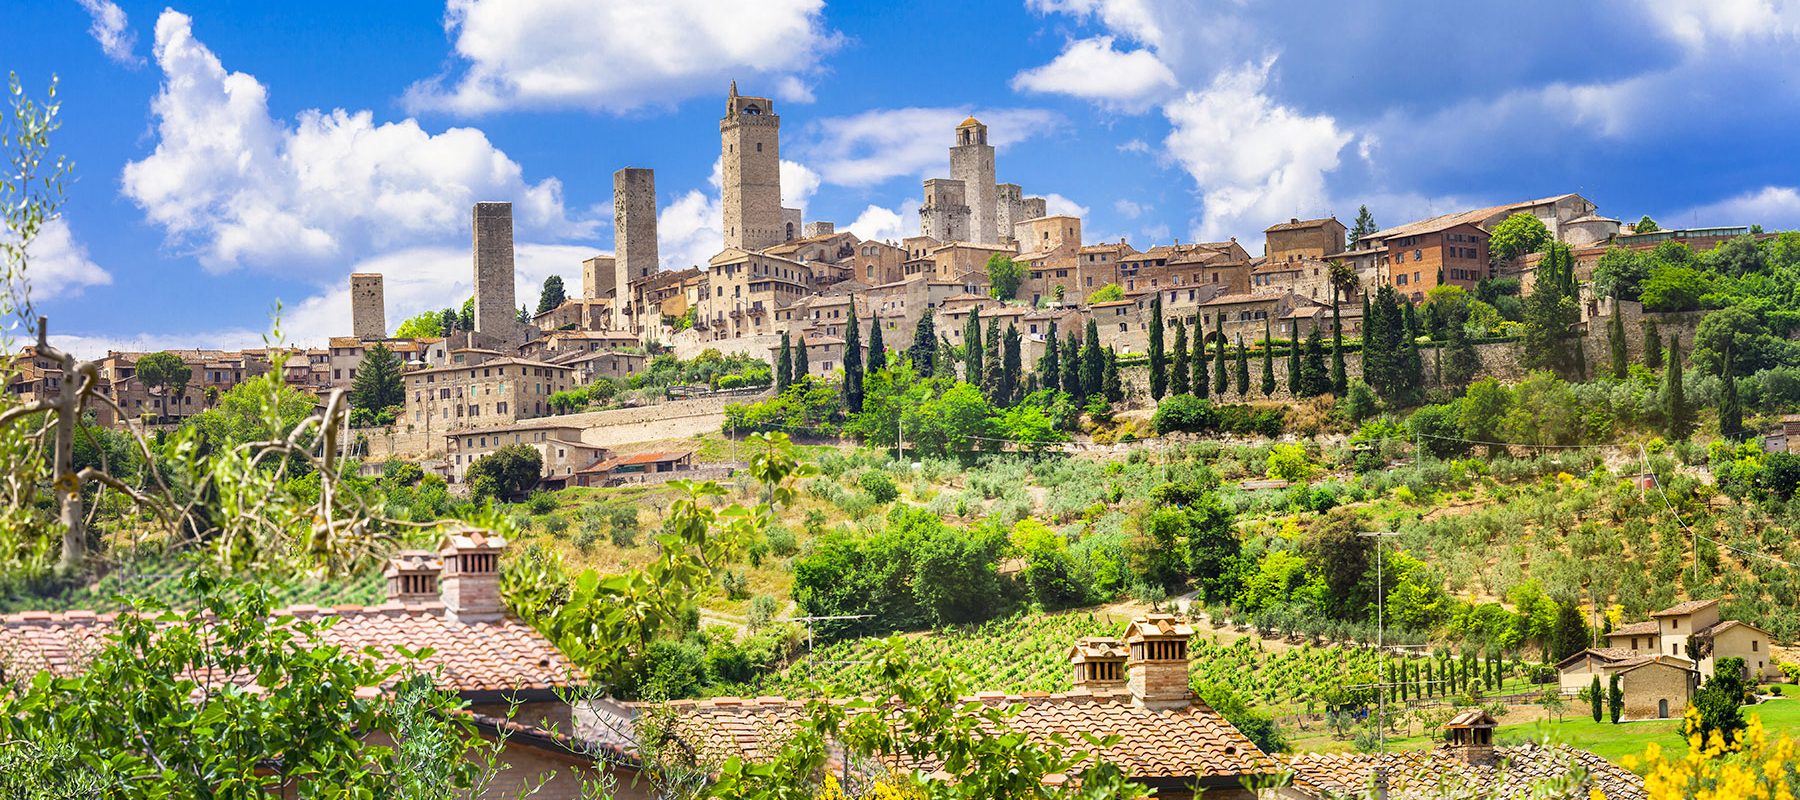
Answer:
[
  {"left": 8, "top": 80, "right": 1754, "bottom": 488},
  {"left": 0, "top": 558, "right": 1646, "bottom": 799},
  {"left": 1555, "top": 598, "right": 1781, "bottom": 721}
]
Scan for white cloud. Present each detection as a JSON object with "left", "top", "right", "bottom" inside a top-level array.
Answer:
[
  {"left": 1043, "top": 193, "right": 1091, "bottom": 219},
  {"left": 1162, "top": 58, "right": 1352, "bottom": 243},
  {"left": 781, "top": 160, "right": 822, "bottom": 211},
  {"left": 1011, "top": 36, "right": 1176, "bottom": 112},
  {"left": 48, "top": 242, "right": 594, "bottom": 359},
  {"left": 14, "top": 218, "right": 112, "bottom": 301},
  {"left": 1117, "top": 138, "right": 1151, "bottom": 154},
  {"left": 1641, "top": 0, "right": 1800, "bottom": 51},
  {"left": 1673, "top": 186, "right": 1800, "bottom": 229},
  {"left": 658, "top": 190, "right": 724, "bottom": 271},
  {"left": 122, "top": 10, "right": 591, "bottom": 274},
  {"left": 1114, "top": 199, "right": 1145, "bottom": 219},
  {"left": 1026, "top": 0, "right": 1166, "bottom": 48},
  {"left": 74, "top": 0, "right": 142, "bottom": 66},
  {"left": 801, "top": 107, "right": 1060, "bottom": 187},
  {"left": 845, "top": 204, "right": 909, "bottom": 243},
  {"left": 404, "top": 0, "right": 838, "bottom": 115}
]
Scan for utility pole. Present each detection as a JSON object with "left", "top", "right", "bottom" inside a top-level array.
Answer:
[{"left": 1360, "top": 530, "right": 1399, "bottom": 752}]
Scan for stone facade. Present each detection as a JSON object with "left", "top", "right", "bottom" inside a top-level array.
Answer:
[
  {"left": 613, "top": 167, "right": 659, "bottom": 331},
  {"left": 1263, "top": 217, "right": 1346, "bottom": 263},
  {"left": 699, "top": 249, "right": 813, "bottom": 339},
  {"left": 721, "top": 83, "right": 783, "bottom": 252},
  {"left": 581, "top": 254, "right": 616, "bottom": 302},
  {"left": 472, "top": 202, "right": 519, "bottom": 348},
  {"left": 950, "top": 118, "right": 998, "bottom": 244},
  {"left": 803, "top": 220, "right": 835, "bottom": 238},
  {"left": 920, "top": 178, "right": 971, "bottom": 243},
  {"left": 780, "top": 206, "right": 803, "bottom": 243},
  {"left": 349, "top": 273, "right": 386, "bottom": 340},
  {"left": 401, "top": 355, "right": 575, "bottom": 437}
]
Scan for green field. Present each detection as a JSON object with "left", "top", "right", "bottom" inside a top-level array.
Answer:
[{"left": 1496, "top": 695, "right": 1799, "bottom": 763}]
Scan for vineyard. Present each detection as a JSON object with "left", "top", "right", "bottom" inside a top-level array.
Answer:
[
  {"left": 715, "top": 610, "right": 1550, "bottom": 718},
  {"left": 0, "top": 562, "right": 386, "bottom": 614}
]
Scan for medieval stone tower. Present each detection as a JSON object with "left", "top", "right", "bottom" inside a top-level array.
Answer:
[
  {"left": 950, "top": 118, "right": 998, "bottom": 245},
  {"left": 581, "top": 255, "right": 616, "bottom": 301},
  {"left": 349, "top": 273, "right": 386, "bottom": 340},
  {"left": 920, "top": 178, "right": 971, "bottom": 243},
  {"left": 613, "top": 167, "right": 659, "bottom": 329},
  {"left": 472, "top": 202, "right": 517, "bottom": 345},
  {"left": 720, "top": 82, "right": 783, "bottom": 252}
]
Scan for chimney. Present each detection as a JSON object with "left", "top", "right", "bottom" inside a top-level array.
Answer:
[
  {"left": 1124, "top": 613, "right": 1196, "bottom": 710},
  {"left": 439, "top": 530, "right": 508, "bottom": 624},
  {"left": 384, "top": 549, "right": 442, "bottom": 604},
  {"left": 1443, "top": 708, "right": 1498, "bottom": 767},
  {"left": 1068, "top": 636, "right": 1128, "bottom": 693}
]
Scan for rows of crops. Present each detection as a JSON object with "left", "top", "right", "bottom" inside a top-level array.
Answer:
[{"left": 0, "top": 562, "right": 386, "bottom": 614}]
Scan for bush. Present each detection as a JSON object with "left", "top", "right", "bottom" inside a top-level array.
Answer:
[
  {"left": 1153, "top": 395, "right": 1216, "bottom": 435},
  {"left": 857, "top": 469, "right": 899, "bottom": 504},
  {"left": 608, "top": 505, "right": 640, "bottom": 547},
  {"left": 525, "top": 491, "right": 559, "bottom": 515},
  {"left": 766, "top": 526, "right": 798, "bottom": 557}
]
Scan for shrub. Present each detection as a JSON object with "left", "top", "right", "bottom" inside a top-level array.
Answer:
[
  {"left": 1153, "top": 395, "right": 1216, "bottom": 434},
  {"left": 524, "top": 491, "right": 559, "bottom": 516},
  {"left": 608, "top": 505, "right": 640, "bottom": 547},
  {"left": 541, "top": 513, "right": 569, "bottom": 535},
  {"left": 857, "top": 469, "right": 899, "bottom": 504}
]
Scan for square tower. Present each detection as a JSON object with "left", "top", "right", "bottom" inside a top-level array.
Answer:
[
  {"left": 721, "top": 82, "right": 784, "bottom": 252},
  {"left": 920, "top": 178, "right": 970, "bottom": 244},
  {"left": 349, "top": 273, "right": 386, "bottom": 340},
  {"left": 949, "top": 117, "right": 998, "bottom": 245},
  {"left": 472, "top": 202, "right": 517, "bottom": 343},
  {"left": 582, "top": 255, "right": 617, "bottom": 301},
  {"left": 614, "top": 167, "right": 659, "bottom": 330}
]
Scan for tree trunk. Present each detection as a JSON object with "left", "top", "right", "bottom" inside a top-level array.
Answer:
[{"left": 54, "top": 355, "right": 87, "bottom": 573}]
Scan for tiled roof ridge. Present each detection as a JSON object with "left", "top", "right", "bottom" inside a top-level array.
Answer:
[{"left": 0, "top": 599, "right": 471, "bottom": 627}]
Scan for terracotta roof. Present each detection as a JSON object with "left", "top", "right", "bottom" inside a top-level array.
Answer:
[
  {"left": 1263, "top": 217, "right": 1342, "bottom": 233},
  {"left": 1283, "top": 743, "right": 1645, "bottom": 799},
  {"left": 958, "top": 116, "right": 981, "bottom": 127},
  {"left": 1606, "top": 620, "right": 1660, "bottom": 637},
  {"left": 1651, "top": 598, "right": 1719, "bottom": 617},
  {"left": 1198, "top": 291, "right": 1290, "bottom": 308},
  {"left": 655, "top": 691, "right": 1280, "bottom": 782},
  {"left": 0, "top": 602, "right": 575, "bottom": 695},
  {"left": 1556, "top": 647, "right": 1641, "bottom": 670},
  {"left": 578, "top": 449, "right": 695, "bottom": 474},
  {"left": 1696, "top": 618, "right": 1771, "bottom": 638}
]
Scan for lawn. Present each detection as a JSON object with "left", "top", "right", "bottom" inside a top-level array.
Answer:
[{"left": 1498, "top": 695, "right": 1799, "bottom": 764}]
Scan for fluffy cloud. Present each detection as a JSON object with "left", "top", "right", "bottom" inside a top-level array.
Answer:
[
  {"left": 15, "top": 218, "right": 112, "bottom": 301},
  {"left": 49, "top": 243, "right": 594, "bottom": 359},
  {"left": 781, "top": 160, "right": 822, "bottom": 211},
  {"left": 845, "top": 204, "right": 911, "bottom": 243},
  {"left": 404, "top": 0, "right": 838, "bottom": 115},
  {"left": 1011, "top": 36, "right": 1176, "bottom": 112},
  {"left": 122, "top": 10, "right": 591, "bottom": 274},
  {"left": 1162, "top": 59, "right": 1352, "bottom": 242},
  {"left": 1642, "top": 0, "right": 1800, "bottom": 51},
  {"left": 1043, "top": 193, "right": 1091, "bottom": 219},
  {"left": 1114, "top": 199, "right": 1145, "bottom": 219},
  {"left": 658, "top": 190, "right": 724, "bottom": 272},
  {"left": 1674, "top": 186, "right": 1800, "bottom": 230},
  {"left": 75, "top": 0, "right": 141, "bottom": 66},
  {"left": 800, "top": 107, "right": 1060, "bottom": 187}
]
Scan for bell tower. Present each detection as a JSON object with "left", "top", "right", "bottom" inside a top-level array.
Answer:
[{"left": 721, "top": 82, "right": 783, "bottom": 252}]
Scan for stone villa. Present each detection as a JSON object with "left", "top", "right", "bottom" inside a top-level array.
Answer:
[{"left": 1555, "top": 598, "right": 1781, "bottom": 721}]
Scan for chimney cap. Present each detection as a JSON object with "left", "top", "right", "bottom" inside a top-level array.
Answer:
[
  {"left": 384, "top": 549, "right": 443, "bottom": 578},
  {"left": 438, "top": 529, "right": 508, "bottom": 557},
  {"left": 1124, "top": 613, "right": 1196, "bottom": 642},
  {"left": 1068, "top": 636, "right": 1129, "bottom": 663}
]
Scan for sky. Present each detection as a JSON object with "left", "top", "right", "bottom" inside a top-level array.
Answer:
[{"left": 9, "top": 0, "right": 1800, "bottom": 357}]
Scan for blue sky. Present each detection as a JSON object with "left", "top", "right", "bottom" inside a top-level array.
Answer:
[{"left": 10, "top": 0, "right": 1800, "bottom": 355}]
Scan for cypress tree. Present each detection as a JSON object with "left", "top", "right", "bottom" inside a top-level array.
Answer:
[
  {"left": 1213, "top": 316, "right": 1229, "bottom": 397},
  {"left": 1001, "top": 323, "right": 1022, "bottom": 405},
  {"left": 911, "top": 312, "right": 936, "bottom": 374},
  {"left": 1148, "top": 296, "right": 1167, "bottom": 400},
  {"left": 1401, "top": 298, "right": 1424, "bottom": 403},
  {"left": 1666, "top": 334, "right": 1692, "bottom": 441},
  {"left": 1330, "top": 300, "right": 1347, "bottom": 395},
  {"left": 1103, "top": 346, "right": 1123, "bottom": 402},
  {"left": 1720, "top": 338, "right": 1743, "bottom": 441},
  {"left": 775, "top": 332, "right": 793, "bottom": 391},
  {"left": 1607, "top": 295, "right": 1628, "bottom": 380},
  {"left": 1590, "top": 675, "right": 1604, "bottom": 723},
  {"left": 934, "top": 336, "right": 956, "bottom": 381},
  {"left": 1062, "top": 331, "right": 1084, "bottom": 401},
  {"left": 1082, "top": 319, "right": 1104, "bottom": 398},
  {"left": 1288, "top": 318, "right": 1303, "bottom": 395},
  {"left": 1643, "top": 319, "right": 1663, "bottom": 370},
  {"left": 963, "top": 307, "right": 984, "bottom": 384},
  {"left": 1171, "top": 320, "right": 1191, "bottom": 396},
  {"left": 1039, "top": 322, "right": 1061, "bottom": 392},
  {"left": 1260, "top": 318, "right": 1276, "bottom": 397},
  {"left": 843, "top": 296, "right": 864, "bottom": 412},
  {"left": 1188, "top": 315, "right": 1202, "bottom": 396},
  {"left": 794, "top": 334, "right": 811, "bottom": 382},
  {"left": 1234, "top": 334, "right": 1250, "bottom": 396},
  {"left": 1301, "top": 327, "right": 1330, "bottom": 396},
  {"left": 867, "top": 314, "right": 887, "bottom": 374},
  {"left": 1572, "top": 335, "right": 1588, "bottom": 381},
  {"left": 1608, "top": 674, "right": 1624, "bottom": 724},
  {"left": 984, "top": 317, "right": 1003, "bottom": 397}
]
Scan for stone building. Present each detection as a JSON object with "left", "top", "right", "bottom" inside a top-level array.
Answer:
[
  {"left": 950, "top": 118, "right": 998, "bottom": 245},
  {"left": 1362, "top": 213, "right": 1491, "bottom": 302},
  {"left": 400, "top": 354, "right": 575, "bottom": 437},
  {"left": 472, "top": 202, "right": 521, "bottom": 348},
  {"left": 349, "top": 273, "right": 386, "bottom": 340},
  {"left": 581, "top": 254, "right": 616, "bottom": 302},
  {"left": 1263, "top": 217, "right": 1346, "bottom": 264},
  {"left": 699, "top": 249, "right": 814, "bottom": 339},
  {"left": 919, "top": 117, "right": 1047, "bottom": 246},
  {"left": 613, "top": 167, "right": 660, "bottom": 330},
  {"left": 850, "top": 239, "right": 906, "bottom": 285},
  {"left": 1554, "top": 649, "right": 1698, "bottom": 721},
  {"left": 720, "top": 82, "right": 784, "bottom": 252},
  {"left": 1250, "top": 257, "right": 1336, "bottom": 302},
  {"left": 920, "top": 178, "right": 971, "bottom": 243},
  {"left": 442, "top": 420, "right": 606, "bottom": 485}
]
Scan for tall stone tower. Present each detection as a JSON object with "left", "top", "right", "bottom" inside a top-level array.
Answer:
[
  {"left": 920, "top": 179, "right": 970, "bottom": 243},
  {"left": 950, "top": 118, "right": 997, "bottom": 245},
  {"left": 472, "top": 202, "right": 517, "bottom": 345},
  {"left": 349, "top": 273, "right": 386, "bottom": 340},
  {"left": 614, "top": 167, "right": 659, "bottom": 330},
  {"left": 720, "top": 82, "right": 783, "bottom": 252}
]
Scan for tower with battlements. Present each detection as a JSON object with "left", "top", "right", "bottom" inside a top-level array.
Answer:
[
  {"left": 721, "top": 82, "right": 783, "bottom": 252},
  {"left": 920, "top": 179, "right": 971, "bottom": 243}
]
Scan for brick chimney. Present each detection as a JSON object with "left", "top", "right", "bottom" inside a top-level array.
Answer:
[
  {"left": 1124, "top": 613, "right": 1196, "bottom": 710},
  {"left": 1443, "top": 708, "right": 1498, "bottom": 767},
  {"left": 1068, "top": 636, "right": 1128, "bottom": 693},
  {"left": 383, "top": 549, "right": 442, "bottom": 604},
  {"left": 439, "top": 530, "right": 507, "bottom": 624}
]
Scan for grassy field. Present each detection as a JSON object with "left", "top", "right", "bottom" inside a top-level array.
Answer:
[{"left": 1496, "top": 695, "right": 1799, "bottom": 763}]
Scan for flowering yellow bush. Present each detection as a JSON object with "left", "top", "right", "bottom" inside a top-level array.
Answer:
[{"left": 1626, "top": 708, "right": 1800, "bottom": 800}]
